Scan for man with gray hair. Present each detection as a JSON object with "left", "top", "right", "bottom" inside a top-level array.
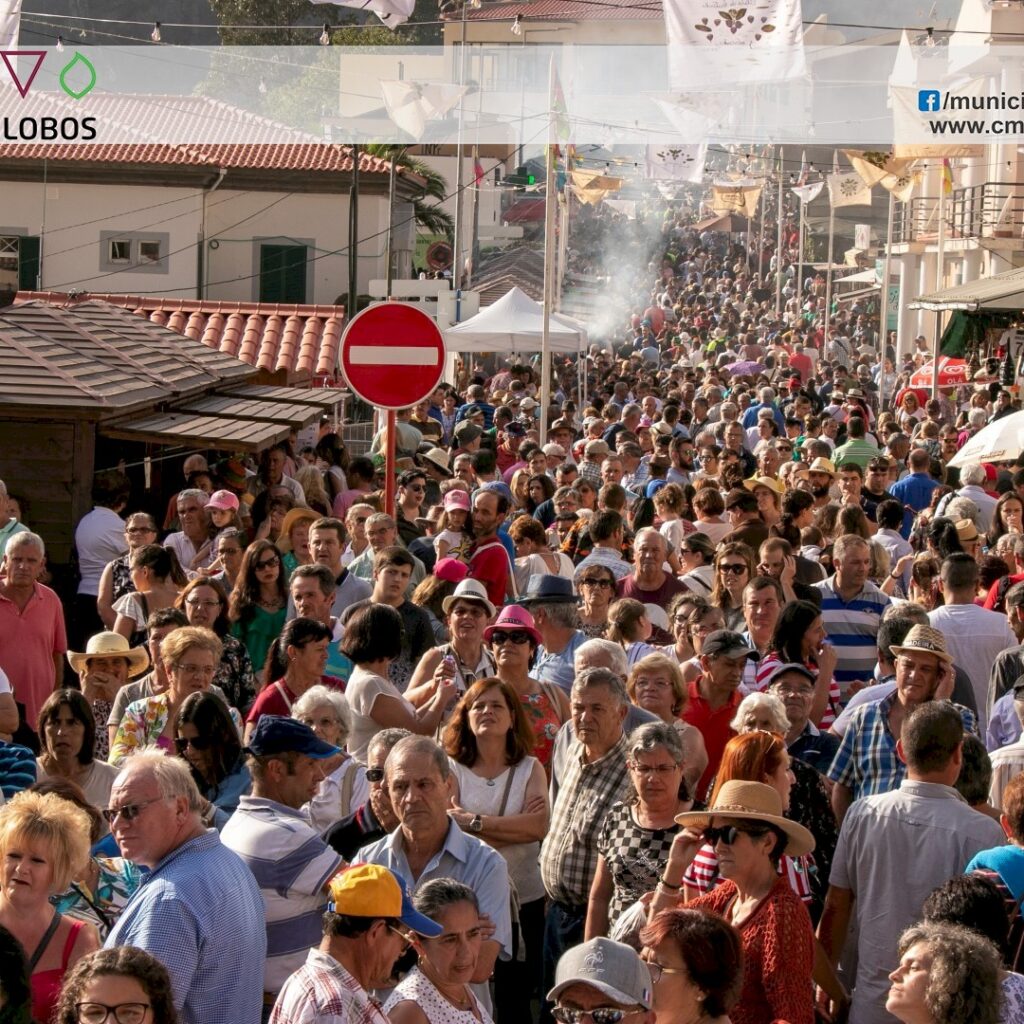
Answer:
[
  {"left": 104, "top": 748, "right": 266, "bottom": 1024},
  {"left": 357, "top": 735, "right": 511, "bottom": 1010},
  {"left": 616, "top": 529, "right": 686, "bottom": 643},
  {"left": 348, "top": 512, "right": 426, "bottom": 594},
  {"left": 956, "top": 462, "right": 999, "bottom": 532},
  {"left": 540, "top": 667, "right": 631, "bottom": 1011},
  {"left": 164, "top": 487, "right": 216, "bottom": 574},
  {"left": 742, "top": 384, "right": 784, "bottom": 432},
  {"left": 0, "top": 531, "right": 66, "bottom": 738},
  {"left": 0, "top": 477, "right": 27, "bottom": 552},
  {"left": 519, "top": 574, "right": 587, "bottom": 692}
]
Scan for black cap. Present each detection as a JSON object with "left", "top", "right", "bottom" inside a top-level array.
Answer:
[
  {"left": 702, "top": 630, "right": 759, "bottom": 660},
  {"left": 725, "top": 488, "right": 759, "bottom": 512}
]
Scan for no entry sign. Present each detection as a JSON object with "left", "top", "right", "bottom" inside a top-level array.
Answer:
[{"left": 340, "top": 303, "right": 446, "bottom": 410}]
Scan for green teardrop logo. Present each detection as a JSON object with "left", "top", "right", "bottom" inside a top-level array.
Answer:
[{"left": 59, "top": 52, "right": 97, "bottom": 99}]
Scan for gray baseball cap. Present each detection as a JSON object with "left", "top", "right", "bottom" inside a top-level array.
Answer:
[{"left": 547, "top": 938, "right": 653, "bottom": 1010}]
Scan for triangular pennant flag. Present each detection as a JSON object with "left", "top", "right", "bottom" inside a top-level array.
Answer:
[
  {"left": 309, "top": 0, "right": 414, "bottom": 28},
  {"left": 791, "top": 181, "right": 823, "bottom": 204}
]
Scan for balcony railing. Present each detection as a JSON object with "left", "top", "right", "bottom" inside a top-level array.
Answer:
[{"left": 892, "top": 181, "right": 1024, "bottom": 244}]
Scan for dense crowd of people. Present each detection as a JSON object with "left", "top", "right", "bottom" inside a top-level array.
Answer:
[{"left": 3, "top": 204, "right": 1024, "bottom": 1024}]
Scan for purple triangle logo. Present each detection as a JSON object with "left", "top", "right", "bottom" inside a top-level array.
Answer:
[{"left": 0, "top": 51, "right": 47, "bottom": 98}]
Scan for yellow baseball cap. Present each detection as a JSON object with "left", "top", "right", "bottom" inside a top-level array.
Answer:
[{"left": 327, "top": 865, "right": 442, "bottom": 936}]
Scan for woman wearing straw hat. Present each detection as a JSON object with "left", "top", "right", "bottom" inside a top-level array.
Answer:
[
  {"left": 650, "top": 780, "right": 817, "bottom": 1024},
  {"left": 65, "top": 632, "right": 150, "bottom": 761}
]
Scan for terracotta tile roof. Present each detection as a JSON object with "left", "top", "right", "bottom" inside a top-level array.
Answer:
[
  {"left": 464, "top": 0, "right": 661, "bottom": 20},
  {"left": 472, "top": 247, "right": 545, "bottom": 304},
  {"left": 14, "top": 292, "right": 345, "bottom": 378},
  {"left": 0, "top": 92, "right": 395, "bottom": 175}
]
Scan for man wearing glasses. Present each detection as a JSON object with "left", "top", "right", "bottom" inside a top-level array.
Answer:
[
  {"left": 547, "top": 937, "right": 653, "bottom": 1024},
  {"left": 103, "top": 749, "right": 266, "bottom": 1024},
  {"left": 222, "top": 715, "right": 343, "bottom": 1014}
]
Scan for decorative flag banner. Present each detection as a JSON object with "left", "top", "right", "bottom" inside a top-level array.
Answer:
[
  {"left": 663, "top": 0, "right": 806, "bottom": 92},
  {"left": 797, "top": 149, "right": 809, "bottom": 186},
  {"left": 791, "top": 181, "right": 824, "bottom": 204},
  {"left": 0, "top": 0, "right": 21, "bottom": 48},
  {"left": 889, "top": 82, "right": 986, "bottom": 157},
  {"left": 645, "top": 143, "right": 708, "bottom": 185},
  {"left": 551, "top": 62, "right": 570, "bottom": 150},
  {"left": 942, "top": 158, "right": 954, "bottom": 194},
  {"left": 712, "top": 183, "right": 763, "bottom": 217},
  {"left": 309, "top": 0, "right": 414, "bottom": 28},
  {"left": 380, "top": 80, "right": 469, "bottom": 140},
  {"left": 827, "top": 171, "right": 872, "bottom": 208},
  {"left": 843, "top": 150, "right": 921, "bottom": 203}
]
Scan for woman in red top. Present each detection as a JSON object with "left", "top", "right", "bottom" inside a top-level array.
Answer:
[
  {"left": 0, "top": 791, "right": 100, "bottom": 1024},
  {"left": 650, "top": 780, "right": 816, "bottom": 1024}
]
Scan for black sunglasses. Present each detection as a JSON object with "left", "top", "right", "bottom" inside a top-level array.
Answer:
[
  {"left": 718, "top": 563, "right": 748, "bottom": 575},
  {"left": 553, "top": 1010, "right": 635, "bottom": 1024},
  {"left": 491, "top": 631, "right": 533, "bottom": 646},
  {"left": 174, "top": 736, "right": 212, "bottom": 754},
  {"left": 703, "top": 825, "right": 769, "bottom": 847},
  {"left": 365, "top": 767, "right": 386, "bottom": 783}
]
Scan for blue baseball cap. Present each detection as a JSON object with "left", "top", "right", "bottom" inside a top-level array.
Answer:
[{"left": 245, "top": 714, "right": 339, "bottom": 759}]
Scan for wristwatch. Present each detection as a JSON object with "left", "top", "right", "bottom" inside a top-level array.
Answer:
[{"left": 469, "top": 814, "right": 483, "bottom": 833}]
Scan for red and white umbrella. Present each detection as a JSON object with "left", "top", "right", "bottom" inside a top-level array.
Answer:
[{"left": 909, "top": 357, "right": 971, "bottom": 389}]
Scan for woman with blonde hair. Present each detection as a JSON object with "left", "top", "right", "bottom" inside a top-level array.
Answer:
[
  {"left": 294, "top": 464, "right": 332, "bottom": 517},
  {"left": 627, "top": 652, "right": 707, "bottom": 795},
  {"left": 0, "top": 791, "right": 99, "bottom": 1024}
]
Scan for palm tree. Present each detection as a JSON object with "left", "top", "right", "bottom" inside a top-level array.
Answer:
[{"left": 365, "top": 144, "right": 454, "bottom": 240}]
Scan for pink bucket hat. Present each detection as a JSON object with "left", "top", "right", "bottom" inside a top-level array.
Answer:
[
  {"left": 443, "top": 489, "right": 471, "bottom": 512},
  {"left": 483, "top": 605, "right": 542, "bottom": 647}
]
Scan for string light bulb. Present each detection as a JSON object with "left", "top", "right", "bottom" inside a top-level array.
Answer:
[
  {"left": 258, "top": 78, "right": 267, "bottom": 94},
  {"left": 150, "top": 21, "right": 161, "bottom": 42},
  {"left": 319, "top": 23, "right": 331, "bottom": 44},
  {"left": 925, "top": 26, "right": 936, "bottom": 47},
  {"left": 511, "top": 14, "right": 523, "bottom": 35},
  {"left": 55, "top": 35, "right": 64, "bottom": 51}
]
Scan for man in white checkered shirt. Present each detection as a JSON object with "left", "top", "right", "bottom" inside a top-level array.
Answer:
[{"left": 271, "top": 864, "right": 442, "bottom": 1024}]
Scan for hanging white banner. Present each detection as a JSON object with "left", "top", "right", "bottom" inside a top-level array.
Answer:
[
  {"left": 791, "top": 181, "right": 824, "bottom": 204},
  {"left": 663, "top": 0, "right": 806, "bottom": 91},
  {"left": 309, "top": 0, "right": 414, "bottom": 28}
]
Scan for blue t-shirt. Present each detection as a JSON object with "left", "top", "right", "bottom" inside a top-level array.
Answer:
[{"left": 966, "top": 845, "right": 1024, "bottom": 901}]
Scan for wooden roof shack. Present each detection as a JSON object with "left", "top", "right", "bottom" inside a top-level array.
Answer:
[{"left": 0, "top": 298, "right": 342, "bottom": 572}]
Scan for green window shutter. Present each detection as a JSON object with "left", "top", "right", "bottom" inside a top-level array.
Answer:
[
  {"left": 259, "top": 244, "right": 307, "bottom": 304},
  {"left": 18, "top": 235, "right": 40, "bottom": 290}
]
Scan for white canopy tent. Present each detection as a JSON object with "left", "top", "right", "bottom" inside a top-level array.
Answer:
[{"left": 444, "top": 286, "right": 588, "bottom": 354}]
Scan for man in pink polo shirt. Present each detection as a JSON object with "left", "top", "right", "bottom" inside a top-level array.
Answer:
[{"left": 0, "top": 531, "right": 67, "bottom": 740}]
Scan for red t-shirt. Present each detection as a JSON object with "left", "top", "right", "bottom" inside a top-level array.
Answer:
[
  {"left": 469, "top": 538, "right": 513, "bottom": 608},
  {"left": 682, "top": 677, "right": 742, "bottom": 801},
  {"left": 245, "top": 676, "right": 345, "bottom": 725}
]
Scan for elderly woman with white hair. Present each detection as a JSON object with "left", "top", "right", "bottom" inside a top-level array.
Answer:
[
  {"left": 955, "top": 462, "right": 999, "bottom": 533},
  {"left": 292, "top": 684, "right": 367, "bottom": 833}
]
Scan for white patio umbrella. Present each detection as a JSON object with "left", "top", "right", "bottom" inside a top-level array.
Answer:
[
  {"left": 444, "top": 286, "right": 587, "bottom": 355},
  {"left": 948, "top": 409, "right": 1024, "bottom": 468},
  {"left": 309, "top": 0, "right": 414, "bottom": 29}
]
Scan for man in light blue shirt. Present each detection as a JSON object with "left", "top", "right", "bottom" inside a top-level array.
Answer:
[
  {"left": 357, "top": 737, "right": 512, "bottom": 1011},
  {"left": 104, "top": 749, "right": 265, "bottom": 1024},
  {"left": 519, "top": 574, "right": 587, "bottom": 694}
]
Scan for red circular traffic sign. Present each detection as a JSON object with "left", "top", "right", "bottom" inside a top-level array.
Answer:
[{"left": 340, "top": 303, "right": 446, "bottom": 410}]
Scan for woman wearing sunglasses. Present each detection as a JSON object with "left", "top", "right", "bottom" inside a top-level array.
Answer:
[
  {"left": 577, "top": 567, "right": 617, "bottom": 639},
  {"left": 383, "top": 879, "right": 492, "bottom": 1024},
  {"left": 228, "top": 540, "right": 288, "bottom": 680},
  {"left": 54, "top": 946, "right": 177, "bottom": 1024},
  {"left": 484, "top": 607, "right": 569, "bottom": 774},
  {"left": 171, "top": 691, "right": 250, "bottom": 829},
  {"left": 651, "top": 780, "right": 818, "bottom": 1024},
  {"left": 710, "top": 543, "right": 755, "bottom": 632}
]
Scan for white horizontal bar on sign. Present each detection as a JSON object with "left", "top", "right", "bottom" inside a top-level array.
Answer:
[{"left": 349, "top": 346, "right": 440, "bottom": 366}]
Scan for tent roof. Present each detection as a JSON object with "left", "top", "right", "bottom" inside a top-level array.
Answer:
[
  {"left": 909, "top": 265, "right": 1024, "bottom": 312},
  {"left": 444, "top": 286, "right": 586, "bottom": 354}
]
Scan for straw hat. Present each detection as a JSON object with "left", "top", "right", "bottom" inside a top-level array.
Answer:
[
  {"left": 67, "top": 632, "right": 150, "bottom": 678},
  {"left": 744, "top": 475, "right": 785, "bottom": 496},
  {"left": 279, "top": 507, "right": 320, "bottom": 548},
  {"left": 675, "top": 780, "right": 816, "bottom": 857},
  {"left": 890, "top": 624, "right": 953, "bottom": 665},
  {"left": 807, "top": 457, "right": 836, "bottom": 477}
]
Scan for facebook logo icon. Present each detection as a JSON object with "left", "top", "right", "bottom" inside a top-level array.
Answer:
[{"left": 918, "top": 90, "right": 941, "bottom": 111}]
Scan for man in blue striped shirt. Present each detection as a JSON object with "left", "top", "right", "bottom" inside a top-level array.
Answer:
[
  {"left": 814, "top": 535, "right": 891, "bottom": 701},
  {"left": 221, "top": 715, "right": 344, "bottom": 1012},
  {"left": 104, "top": 749, "right": 266, "bottom": 1024}
]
